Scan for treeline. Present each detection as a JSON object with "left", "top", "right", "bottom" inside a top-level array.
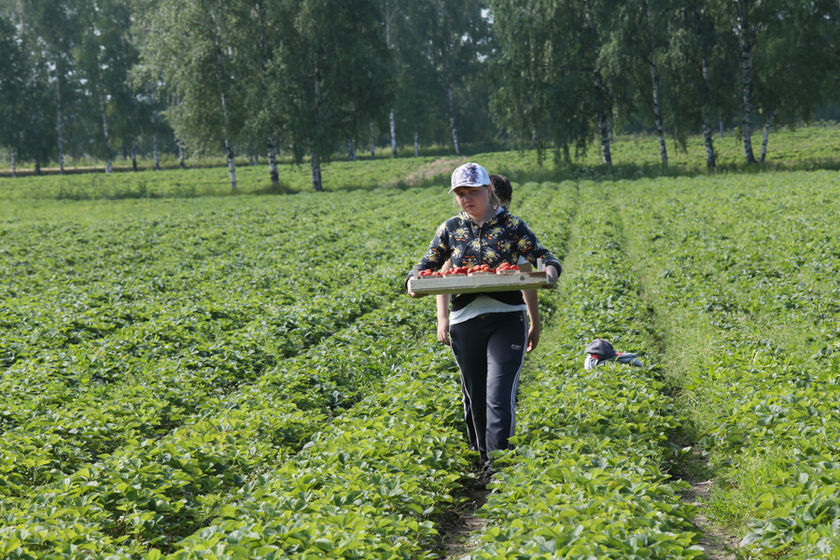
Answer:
[{"left": 1, "top": 0, "right": 839, "bottom": 190}]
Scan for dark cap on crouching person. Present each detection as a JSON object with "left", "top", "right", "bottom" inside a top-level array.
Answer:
[{"left": 584, "top": 338, "right": 643, "bottom": 370}]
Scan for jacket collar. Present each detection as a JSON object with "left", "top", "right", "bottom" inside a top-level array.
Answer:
[{"left": 459, "top": 206, "right": 507, "bottom": 227}]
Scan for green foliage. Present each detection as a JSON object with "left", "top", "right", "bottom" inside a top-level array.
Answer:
[
  {"left": 466, "top": 182, "right": 702, "bottom": 559},
  {"left": 4, "top": 151, "right": 840, "bottom": 558},
  {"left": 616, "top": 170, "right": 840, "bottom": 558}
]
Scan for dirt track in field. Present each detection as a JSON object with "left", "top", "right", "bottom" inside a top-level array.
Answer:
[
  {"left": 680, "top": 478, "right": 739, "bottom": 560},
  {"left": 440, "top": 475, "right": 490, "bottom": 559}
]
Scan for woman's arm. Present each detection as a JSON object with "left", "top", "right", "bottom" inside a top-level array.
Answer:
[
  {"left": 519, "top": 261, "right": 540, "bottom": 352},
  {"left": 436, "top": 259, "right": 453, "bottom": 345}
]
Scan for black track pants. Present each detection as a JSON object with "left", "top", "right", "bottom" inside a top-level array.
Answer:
[{"left": 449, "top": 311, "right": 528, "bottom": 464}]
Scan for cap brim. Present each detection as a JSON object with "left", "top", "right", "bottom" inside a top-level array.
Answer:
[{"left": 448, "top": 183, "right": 488, "bottom": 192}]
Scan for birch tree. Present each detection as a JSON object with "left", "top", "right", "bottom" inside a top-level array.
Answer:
[
  {"left": 668, "top": 1, "right": 733, "bottom": 169},
  {"left": 750, "top": 0, "right": 840, "bottom": 162},
  {"left": 0, "top": 14, "right": 23, "bottom": 173},
  {"left": 76, "top": 0, "right": 137, "bottom": 173},
  {"left": 1, "top": 1, "right": 59, "bottom": 174},
  {"left": 265, "top": 0, "right": 392, "bottom": 191},
  {"left": 138, "top": 0, "right": 248, "bottom": 190},
  {"left": 428, "top": 0, "right": 489, "bottom": 156},
  {"left": 490, "top": 0, "right": 606, "bottom": 165}
]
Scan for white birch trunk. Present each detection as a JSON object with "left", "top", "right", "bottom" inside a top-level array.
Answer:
[
  {"left": 311, "top": 149, "right": 323, "bottom": 192},
  {"left": 178, "top": 140, "right": 186, "bottom": 169},
  {"left": 700, "top": 54, "right": 716, "bottom": 169},
  {"left": 55, "top": 68, "right": 64, "bottom": 174},
  {"left": 268, "top": 138, "right": 279, "bottom": 187},
  {"left": 584, "top": 0, "right": 610, "bottom": 166},
  {"left": 739, "top": 20, "right": 756, "bottom": 164},
  {"left": 650, "top": 61, "right": 667, "bottom": 167},
  {"left": 414, "top": 131, "right": 419, "bottom": 157},
  {"left": 447, "top": 85, "right": 460, "bottom": 156},
  {"left": 702, "top": 122, "right": 716, "bottom": 170},
  {"left": 226, "top": 140, "right": 237, "bottom": 192},
  {"left": 390, "top": 108, "right": 397, "bottom": 157},
  {"left": 760, "top": 108, "right": 777, "bottom": 163},
  {"left": 100, "top": 91, "right": 113, "bottom": 173},
  {"left": 645, "top": 0, "right": 667, "bottom": 166},
  {"left": 594, "top": 74, "right": 612, "bottom": 167},
  {"left": 348, "top": 140, "right": 356, "bottom": 161}
]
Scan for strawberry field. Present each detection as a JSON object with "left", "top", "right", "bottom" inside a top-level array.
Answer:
[{"left": 2, "top": 153, "right": 840, "bottom": 558}]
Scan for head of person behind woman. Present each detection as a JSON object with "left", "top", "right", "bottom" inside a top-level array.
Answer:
[
  {"left": 490, "top": 174, "right": 512, "bottom": 209},
  {"left": 450, "top": 162, "right": 500, "bottom": 220}
]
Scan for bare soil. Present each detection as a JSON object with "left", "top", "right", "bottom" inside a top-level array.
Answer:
[
  {"left": 438, "top": 473, "right": 491, "bottom": 559},
  {"left": 679, "top": 478, "right": 740, "bottom": 559}
]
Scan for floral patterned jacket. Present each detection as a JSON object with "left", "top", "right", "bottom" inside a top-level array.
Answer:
[{"left": 413, "top": 208, "right": 562, "bottom": 277}]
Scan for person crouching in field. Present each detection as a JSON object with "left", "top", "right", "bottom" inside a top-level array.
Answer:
[{"left": 407, "top": 162, "right": 561, "bottom": 469}]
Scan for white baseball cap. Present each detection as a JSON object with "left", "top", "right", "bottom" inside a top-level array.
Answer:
[{"left": 449, "top": 162, "right": 491, "bottom": 192}]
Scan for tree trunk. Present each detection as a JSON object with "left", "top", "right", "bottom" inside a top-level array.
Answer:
[
  {"left": 645, "top": 0, "right": 667, "bottom": 167},
  {"left": 348, "top": 139, "right": 356, "bottom": 161},
  {"left": 225, "top": 139, "right": 238, "bottom": 192},
  {"left": 268, "top": 137, "right": 279, "bottom": 187},
  {"left": 447, "top": 84, "right": 461, "bottom": 156},
  {"left": 594, "top": 73, "right": 612, "bottom": 167},
  {"left": 720, "top": 118, "right": 724, "bottom": 137},
  {"left": 650, "top": 62, "right": 667, "bottom": 167},
  {"left": 152, "top": 133, "right": 160, "bottom": 171},
  {"left": 10, "top": 148, "right": 16, "bottom": 177},
  {"left": 178, "top": 140, "right": 186, "bottom": 169},
  {"left": 389, "top": 108, "right": 397, "bottom": 157},
  {"left": 131, "top": 140, "right": 138, "bottom": 172},
  {"left": 35, "top": 160, "right": 41, "bottom": 175},
  {"left": 369, "top": 121, "right": 376, "bottom": 158},
  {"left": 414, "top": 131, "right": 419, "bottom": 157},
  {"left": 385, "top": 0, "right": 397, "bottom": 158},
  {"left": 55, "top": 65, "right": 65, "bottom": 174},
  {"left": 759, "top": 108, "right": 777, "bottom": 163},
  {"left": 702, "top": 122, "right": 716, "bottom": 170},
  {"left": 699, "top": 47, "right": 716, "bottom": 169},
  {"left": 739, "top": 20, "right": 756, "bottom": 164},
  {"left": 311, "top": 149, "right": 323, "bottom": 192},
  {"left": 100, "top": 90, "right": 113, "bottom": 173}
]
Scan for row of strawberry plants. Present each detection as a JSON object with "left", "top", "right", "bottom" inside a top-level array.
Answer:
[
  {"left": 466, "top": 181, "right": 702, "bottom": 559},
  {"left": 0, "top": 177, "right": 575, "bottom": 558},
  {"left": 141, "top": 180, "right": 578, "bottom": 560},
  {"left": 1, "top": 179, "right": 513, "bottom": 557},
  {"left": 0, "top": 189, "right": 448, "bottom": 488},
  {"left": 616, "top": 170, "right": 840, "bottom": 558},
  {"left": 0, "top": 289, "right": 449, "bottom": 558}
]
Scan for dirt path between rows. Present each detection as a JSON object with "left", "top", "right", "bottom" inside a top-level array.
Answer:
[
  {"left": 679, "top": 477, "right": 739, "bottom": 559},
  {"left": 440, "top": 476, "right": 490, "bottom": 559}
]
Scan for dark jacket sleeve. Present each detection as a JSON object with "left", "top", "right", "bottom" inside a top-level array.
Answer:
[
  {"left": 512, "top": 217, "right": 562, "bottom": 276},
  {"left": 405, "top": 221, "right": 452, "bottom": 288}
]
